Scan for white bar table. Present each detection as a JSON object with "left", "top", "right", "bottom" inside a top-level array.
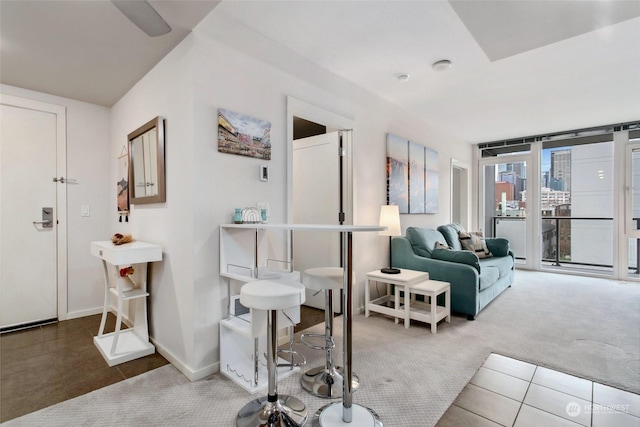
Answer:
[{"left": 221, "top": 223, "right": 384, "bottom": 426}]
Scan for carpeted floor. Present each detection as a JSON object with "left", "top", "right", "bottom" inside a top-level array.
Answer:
[{"left": 4, "top": 270, "right": 639, "bottom": 426}]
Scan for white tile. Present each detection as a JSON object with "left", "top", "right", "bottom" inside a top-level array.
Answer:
[
  {"left": 483, "top": 353, "right": 536, "bottom": 381},
  {"left": 435, "top": 405, "right": 502, "bottom": 427},
  {"left": 524, "top": 383, "right": 591, "bottom": 426},
  {"left": 515, "top": 404, "right": 584, "bottom": 427},
  {"left": 454, "top": 383, "right": 521, "bottom": 427},
  {"left": 593, "top": 382, "right": 640, "bottom": 418},
  {"left": 471, "top": 367, "right": 530, "bottom": 402},
  {"left": 532, "top": 366, "right": 593, "bottom": 401},
  {"left": 593, "top": 408, "right": 640, "bottom": 427}
]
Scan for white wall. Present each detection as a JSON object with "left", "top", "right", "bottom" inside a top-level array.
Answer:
[
  {"left": 1, "top": 13, "right": 472, "bottom": 379},
  {"left": 107, "top": 8, "right": 472, "bottom": 378},
  {"left": 0, "top": 84, "right": 112, "bottom": 318},
  {"left": 110, "top": 35, "right": 197, "bottom": 374}
]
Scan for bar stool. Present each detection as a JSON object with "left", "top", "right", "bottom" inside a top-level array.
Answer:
[
  {"left": 237, "top": 279, "right": 308, "bottom": 427},
  {"left": 300, "top": 267, "right": 359, "bottom": 398}
]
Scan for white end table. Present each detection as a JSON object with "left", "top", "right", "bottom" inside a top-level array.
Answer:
[
  {"left": 408, "top": 280, "right": 451, "bottom": 333},
  {"left": 365, "top": 269, "right": 429, "bottom": 328}
]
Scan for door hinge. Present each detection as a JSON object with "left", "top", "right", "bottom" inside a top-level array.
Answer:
[
  {"left": 339, "top": 146, "right": 346, "bottom": 157},
  {"left": 338, "top": 212, "right": 345, "bottom": 223}
]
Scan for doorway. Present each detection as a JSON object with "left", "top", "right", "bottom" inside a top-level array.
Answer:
[
  {"left": 451, "top": 159, "right": 470, "bottom": 229},
  {"left": 0, "top": 95, "right": 67, "bottom": 331},
  {"left": 287, "top": 97, "right": 355, "bottom": 314}
]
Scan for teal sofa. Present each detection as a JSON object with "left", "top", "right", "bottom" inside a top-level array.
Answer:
[{"left": 391, "top": 224, "right": 515, "bottom": 320}]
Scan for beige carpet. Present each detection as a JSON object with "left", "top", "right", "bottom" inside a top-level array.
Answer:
[{"left": 4, "top": 270, "right": 639, "bottom": 426}]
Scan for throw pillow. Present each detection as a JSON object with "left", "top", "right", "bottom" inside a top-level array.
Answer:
[
  {"left": 458, "top": 230, "right": 493, "bottom": 259},
  {"left": 434, "top": 241, "right": 452, "bottom": 250}
]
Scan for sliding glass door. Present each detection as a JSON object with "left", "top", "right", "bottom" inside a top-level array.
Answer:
[
  {"left": 626, "top": 141, "right": 640, "bottom": 279},
  {"left": 479, "top": 153, "right": 532, "bottom": 268},
  {"left": 478, "top": 123, "right": 640, "bottom": 280}
]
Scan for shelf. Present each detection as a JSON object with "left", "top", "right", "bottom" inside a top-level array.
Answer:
[
  {"left": 108, "top": 287, "right": 149, "bottom": 300},
  {"left": 409, "top": 301, "right": 448, "bottom": 324},
  {"left": 90, "top": 241, "right": 162, "bottom": 265},
  {"left": 221, "top": 223, "right": 385, "bottom": 232},
  {"left": 221, "top": 316, "right": 252, "bottom": 337},
  {"left": 221, "top": 357, "right": 300, "bottom": 394},
  {"left": 93, "top": 329, "right": 154, "bottom": 367}
]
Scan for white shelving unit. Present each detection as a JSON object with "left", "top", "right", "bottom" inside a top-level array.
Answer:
[
  {"left": 219, "top": 224, "right": 301, "bottom": 393},
  {"left": 91, "top": 240, "right": 162, "bottom": 367}
]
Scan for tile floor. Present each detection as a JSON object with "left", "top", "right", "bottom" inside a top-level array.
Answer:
[
  {"left": 0, "top": 314, "right": 169, "bottom": 423},
  {"left": 436, "top": 353, "right": 640, "bottom": 427}
]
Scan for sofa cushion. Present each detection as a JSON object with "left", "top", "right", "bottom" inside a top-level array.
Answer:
[
  {"left": 459, "top": 230, "right": 493, "bottom": 259},
  {"left": 431, "top": 248, "right": 480, "bottom": 273},
  {"left": 479, "top": 254, "right": 514, "bottom": 277},
  {"left": 437, "top": 223, "right": 464, "bottom": 250},
  {"left": 478, "top": 266, "right": 500, "bottom": 291},
  {"left": 406, "top": 227, "right": 446, "bottom": 257}
]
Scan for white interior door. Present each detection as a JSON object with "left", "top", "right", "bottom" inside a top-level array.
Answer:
[
  {"left": 1, "top": 96, "right": 66, "bottom": 330},
  {"left": 293, "top": 131, "right": 342, "bottom": 311}
]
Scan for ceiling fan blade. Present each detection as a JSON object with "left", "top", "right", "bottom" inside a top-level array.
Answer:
[{"left": 111, "top": 0, "right": 171, "bottom": 37}]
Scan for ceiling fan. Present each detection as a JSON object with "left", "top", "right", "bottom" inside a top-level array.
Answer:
[{"left": 111, "top": 0, "right": 171, "bottom": 37}]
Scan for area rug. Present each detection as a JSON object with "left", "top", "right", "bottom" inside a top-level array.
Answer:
[{"left": 5, "top": 270, "right": 639, "bottom": 426}]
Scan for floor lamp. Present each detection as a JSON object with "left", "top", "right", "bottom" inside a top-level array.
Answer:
[{"left": 379, "top": 205, "right": 401, "bottom": 274}]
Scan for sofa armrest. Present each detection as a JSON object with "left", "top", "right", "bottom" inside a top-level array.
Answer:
[{"left": 485, "top": 238, "right": 510, "bottom": 257}]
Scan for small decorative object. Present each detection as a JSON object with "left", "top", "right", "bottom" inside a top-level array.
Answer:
[
  {"left": 379, "top": 205, "right": 402, "bottom": 274},
  {"left": 111, "top": 233, "right": 133, "bottom": 245},
  {"left": 242, "top": 207, "right": 261, "bottom": 224},
  {"left": 117, "top": 146, "right": 129, "bottom": 223},
  {"left": 218, "top": 108, "right": 271, "bottom": 160},
  {"left": 119, "top": 266, "right": 135, "bottom": 277},
  {"left": 233, "top": 208, "right": 243, "bottom": 224}
]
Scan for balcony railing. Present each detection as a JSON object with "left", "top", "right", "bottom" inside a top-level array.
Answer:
[{"left": 492, "top": 216, "right": 638, "bottom": 275}]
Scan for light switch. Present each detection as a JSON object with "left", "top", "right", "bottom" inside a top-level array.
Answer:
[{"left": 81, "top": 205, "right": 90, "bottom": 217}]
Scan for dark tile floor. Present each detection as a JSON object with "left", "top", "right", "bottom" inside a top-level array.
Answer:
[{"left": 0, "top": 313, "right": 169, "bottom": 423}]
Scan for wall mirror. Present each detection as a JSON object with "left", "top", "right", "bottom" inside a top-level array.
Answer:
[{"left": 128, "top": 116, "right": 166, "bottom": 204}]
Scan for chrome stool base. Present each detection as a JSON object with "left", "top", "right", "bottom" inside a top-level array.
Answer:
[
  {"left": 311, "top": 402, "right": 382, "bottom": 427},
  {"left": 237, "top": 395, "right": 308, "bottom": 427},
  {"left": 300, "top": 366, "right": 359, "bottom": 399}
]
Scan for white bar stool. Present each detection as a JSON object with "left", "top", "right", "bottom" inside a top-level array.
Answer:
[
  {"left": 237, "top": 279, "right": 309, "bottom": 427},
  {"left": 300, "top": 267, "right": 359, "bottom": 399}
]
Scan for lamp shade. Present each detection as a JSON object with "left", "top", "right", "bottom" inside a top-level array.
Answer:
[{"left": 378, "top": 205, "right": 401, "bottom": 237}]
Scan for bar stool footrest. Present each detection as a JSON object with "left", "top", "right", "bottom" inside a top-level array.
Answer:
[
  {"left": 300, "top": 333, "right": 335, "bottom": 351},
  {"left": 275, "top": 349, "right": 306, "bottom": 368}
]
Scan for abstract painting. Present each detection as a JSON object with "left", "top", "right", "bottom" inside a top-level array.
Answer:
[{"left": 386, "top": 133, "right": 438, "bottom": 214}]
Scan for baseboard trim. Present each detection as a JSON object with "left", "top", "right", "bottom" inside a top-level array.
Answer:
[
  {"left": 66, "top": 307, "right": 103, "bottom": 320},
  {"left": 150, "top": 337, "right": 219, "bottom": 382}
]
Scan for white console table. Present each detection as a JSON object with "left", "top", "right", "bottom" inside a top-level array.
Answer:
[
  {"left": 90, "top": 240, "right": 162, "bottom": 366},
  {"left": 220, "top": 223, "right": 384, "bottom": 425}
]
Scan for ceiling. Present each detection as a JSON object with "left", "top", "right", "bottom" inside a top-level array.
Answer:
[{"left": 1, "top": 1, "right": 639, "bottom": 143}]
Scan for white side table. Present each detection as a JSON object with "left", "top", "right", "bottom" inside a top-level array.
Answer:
[
  {"left": 365, "top": 269, "right": 429, "bottom": 327},
  {"left": 408, "top": 280, "right": 451, "bottom": 333},
  {"left": 90, "top": 241, "right": 162, "bottom": 366}
]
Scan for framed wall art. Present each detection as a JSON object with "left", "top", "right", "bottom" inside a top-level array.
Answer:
[
  {"left": 386, "top": 133, "right": 438, "bottom": 214},
  {"left": 218, "top": 108, "right": 271, "bottom": 160}
]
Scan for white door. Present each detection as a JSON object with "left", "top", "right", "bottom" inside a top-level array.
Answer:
[
  {"left": 293, "top": 131, "right": 342, "bottom": 311},
  {"left": 0, "top": 95, "right": 66, "bottom": 330}
]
